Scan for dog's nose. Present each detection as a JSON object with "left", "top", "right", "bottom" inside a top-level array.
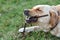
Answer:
[{"left": 24, "top": 9, "right": 30, "bottom": 16}]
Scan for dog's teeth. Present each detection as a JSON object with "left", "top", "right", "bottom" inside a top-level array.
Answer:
[{"left": 25, "top": 16, "right": 30, "bottom": 20}]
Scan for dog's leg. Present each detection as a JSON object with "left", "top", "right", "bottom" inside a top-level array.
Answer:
[{"left": 19, "top": 26, "right": 40, "bottom": 32}]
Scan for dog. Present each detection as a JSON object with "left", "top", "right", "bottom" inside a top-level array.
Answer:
[{"left": 19, "top": 5, "right": 60, "bottom": 37}]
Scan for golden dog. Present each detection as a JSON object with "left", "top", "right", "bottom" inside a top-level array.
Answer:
[{"left": 19, "top": 5, "right": 60, "bottom": 37}]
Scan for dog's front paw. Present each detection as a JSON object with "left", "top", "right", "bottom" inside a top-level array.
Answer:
[
  {"left": 19, "top": 27, "right": 33, "bottom": 33},
  {"left": 19, "top": 28, "right": 24, "bottom": 32},
  {"left": 19, "top": 26, "right": 39, "bottom": 33}
]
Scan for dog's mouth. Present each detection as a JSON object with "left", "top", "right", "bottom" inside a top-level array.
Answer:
[
  {"left": 25, "top": 14, "right": 49, "bottom": 23},
  {"left": 26, "top": 16, "right": 38, "bottom": 23}
]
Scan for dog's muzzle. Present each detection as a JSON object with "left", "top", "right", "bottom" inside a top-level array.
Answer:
[
  {"left": 24, "top": 9, "right": 49, "bottom": 23},
  {"left": 24, "top": 9, "right": 38, "bottom": 23}
]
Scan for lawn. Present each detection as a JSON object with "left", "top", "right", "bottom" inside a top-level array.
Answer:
[{"left": 0, "top": 0, "right": 60, "bottom": 40}]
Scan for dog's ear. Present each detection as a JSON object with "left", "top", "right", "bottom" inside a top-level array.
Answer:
[{"left": 49, "top": 10, "right": 58, "bottom": 28}]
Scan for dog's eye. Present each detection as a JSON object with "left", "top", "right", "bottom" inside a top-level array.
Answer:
[{"left": 36, "top": 8, "right": 42, "bottom": 11}]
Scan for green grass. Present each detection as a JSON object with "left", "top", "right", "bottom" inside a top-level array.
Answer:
[{"left": 0, "top": 0, "right": 60, "bottom": 40}]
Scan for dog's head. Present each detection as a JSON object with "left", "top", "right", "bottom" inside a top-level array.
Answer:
[{"left": 24, "top": 5, "right": 58, "bottom": 25}]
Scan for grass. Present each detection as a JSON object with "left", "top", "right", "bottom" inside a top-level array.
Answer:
[{"left": 0, "top": 0, "right": 60, "bottom": 40}]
